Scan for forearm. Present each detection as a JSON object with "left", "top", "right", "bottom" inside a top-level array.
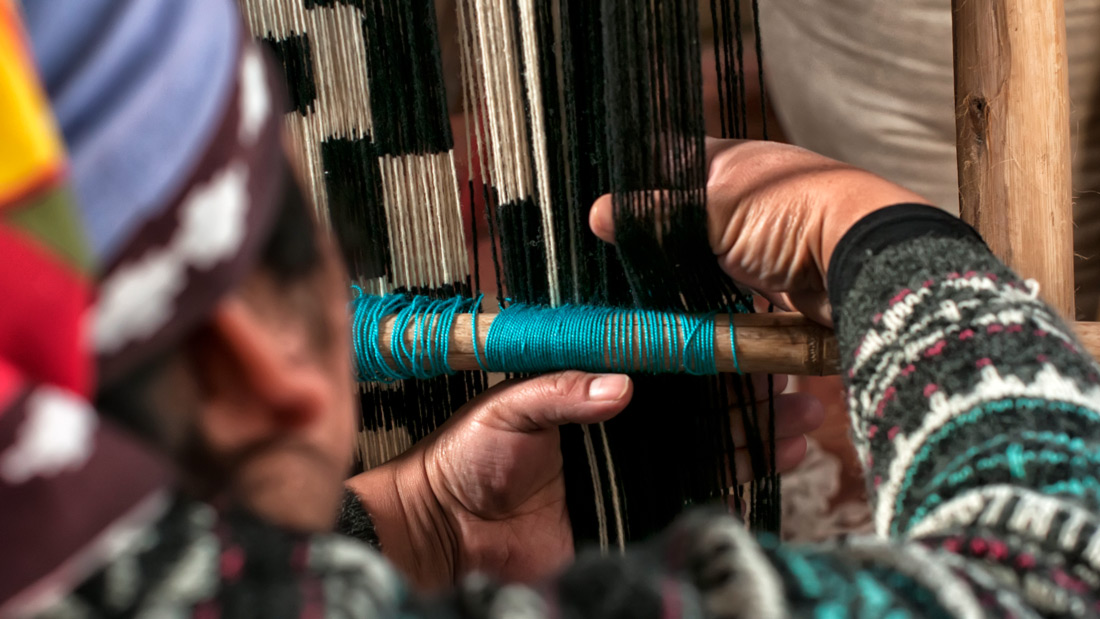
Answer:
[{"left": 828, "top": 205, "right": 1100, "bottom": 538}]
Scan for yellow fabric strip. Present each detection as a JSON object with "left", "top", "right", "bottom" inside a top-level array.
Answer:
[{"left": 0, "top": 1, "right": 66, "bottom": 209}]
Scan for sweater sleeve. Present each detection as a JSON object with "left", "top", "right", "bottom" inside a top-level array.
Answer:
[
  {"left": 822, "top": 204, "right": 1100, "bottom": 615},
  {"left": 337, "top": 488, "right": 382, "bottom": 549}
]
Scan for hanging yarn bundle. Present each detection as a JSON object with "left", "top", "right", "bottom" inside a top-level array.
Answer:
[{"left": 236, "top": 0, "right": 782, "bottom": 548}]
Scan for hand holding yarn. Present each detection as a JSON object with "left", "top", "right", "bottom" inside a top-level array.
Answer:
[
  {"left": 346, "top": 369, "right": 820, "bottom": 589},
  {"left": 348, "top": 370, "right": 633, "bottom": 589},
  {"left": 589, "top": 139, "right": 929, "bottom": 326}
]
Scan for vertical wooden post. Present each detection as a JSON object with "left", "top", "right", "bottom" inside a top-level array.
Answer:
[{"left": 951, "top": 0, "right": 1075, "bottom": 317}]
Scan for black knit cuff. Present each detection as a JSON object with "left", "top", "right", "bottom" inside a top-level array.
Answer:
[
  {"left": 827, "top": 204, "right": 985, "bottom": 317},
  {"left": 337, "top": 488, "right": 381, "bottom": 549}
]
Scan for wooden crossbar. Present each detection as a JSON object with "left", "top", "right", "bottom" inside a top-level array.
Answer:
[{"left": 376, "top": 313, "right": 1100, "bottom": 377}]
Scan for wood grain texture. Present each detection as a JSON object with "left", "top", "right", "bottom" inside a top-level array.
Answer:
[{"left": 952, "top": 0, "right": 1075, "bottom": 317}]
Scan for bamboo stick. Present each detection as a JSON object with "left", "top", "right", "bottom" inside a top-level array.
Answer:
[
  {"left": 377, "top": 312, "right": 840, "bottom": 376},
  {"left": 372, "top": 314, "right": 1100, "bottom": 377},
  {"left": 951, "top": 0, "right": 1075, "bottom": 317}
]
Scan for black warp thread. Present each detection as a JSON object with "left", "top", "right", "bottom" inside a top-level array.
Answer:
[
  {"left": 490, "top": 0, "right": 552, "bottom": 306},
  {"left": 560, "top": 0, "right": 612, "bottom": 305},
  {"left": 531, "top": 0, "right": 624, "bottom": 544},
  {"left": 320, "top": 138, "right": 390, "bottom": 281},
  {"left": 751, "top": 0, "right": 768, "bottom": 141},
  {"left": 530, "top": 0, "right": 773, "bottom": 543},
  {"left": 481, "top": 185, "right": 507, "bottom": 305},
  {"left": 534, "top": 0, "right": 574, "bottom": 300},
  {"left": 261, "top": 33, "right": 317, "bottom": 116},
  {"left": 475, "top": 0, "right": 709, "bottom": 543},
  {"left": 467, "top": 181, "right": 482, "bottom": 294},
  {"left": 601, "top": 0, "right": 744, "bottom": 522},
  {"left": 709, "top": 0, "right": 780, "bottom": 531},
  {"left": 497, "top": 196, "right": 550, "bottom": 304},
  {"left": 467, "top": 0, "right": 780, "bottom": 544},
  {"left": 733, "top": 0, "right": 748, "bottom": 139},
  {"left": 552, "top": 0, "right": 621, "bottom": 542},
  {"left": 338, "top": 0, "right": 486, "bottom": 450},
  {"left": 361, "top": 0, "right": 452, "bottom": 155}
]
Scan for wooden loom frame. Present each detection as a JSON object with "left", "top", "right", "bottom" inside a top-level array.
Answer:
[
  {"left": 382, "top": 0, "right": 1098, "bottom": 377},
  {"left": 952, "top": 0, "right": 1100, "bottom": 355}
]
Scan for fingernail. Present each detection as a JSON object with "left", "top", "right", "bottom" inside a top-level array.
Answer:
[{"left": 588, "top": 375, "right": 629, "bottom": 401}]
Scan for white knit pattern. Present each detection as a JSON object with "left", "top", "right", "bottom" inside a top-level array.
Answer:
[{"left": 873, "top": 364, "right": 1100, "bottom": 536}]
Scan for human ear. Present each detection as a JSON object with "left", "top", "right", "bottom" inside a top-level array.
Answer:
[{"left": 186, "top": 293, "right": 330, "bottom": 457}]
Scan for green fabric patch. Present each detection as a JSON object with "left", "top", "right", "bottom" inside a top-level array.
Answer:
[{"left": 5, "top": 187, "right": 93, "bottom": 274}]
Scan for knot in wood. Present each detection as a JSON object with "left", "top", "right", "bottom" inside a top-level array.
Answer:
[{"left": 967, "top": 96, "right": 989, "bottom": 146}]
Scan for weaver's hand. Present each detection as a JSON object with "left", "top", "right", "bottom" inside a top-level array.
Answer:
[
  {"left": 347, "top": 371, "right": 632, "bottom": 590},
  {"left": 346, "top": 369, "right": 819, "bottom": 590},
  {"left": 589, "top": 139, "right": 927, "bottom": 325}
]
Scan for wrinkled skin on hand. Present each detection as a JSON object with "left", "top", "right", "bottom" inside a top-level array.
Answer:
[{"left": 591, "top": 139, "right": 928, "bottom": 326}]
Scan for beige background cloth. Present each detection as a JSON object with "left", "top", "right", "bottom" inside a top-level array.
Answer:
[{"left": 759, "top": 0, "right": 1100, "bottom": 318}]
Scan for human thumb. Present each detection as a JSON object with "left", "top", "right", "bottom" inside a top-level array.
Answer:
[
  {"left": 588, "top": 195, "right": 615, "bottom": 244},
  {"left": 475, "top": 371, "right": 632, "bottom": 433}
]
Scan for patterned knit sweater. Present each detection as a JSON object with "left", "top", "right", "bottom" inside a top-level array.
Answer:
[{"left": 41, "top": 205, "right": 1100, "bottom": 617}]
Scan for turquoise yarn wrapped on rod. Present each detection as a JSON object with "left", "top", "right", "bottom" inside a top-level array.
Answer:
[
  {"left": 350, "top": 291, "right": 744, "bottom": 382},
  {"left": 350, "top": 288, "right": 480, "bottom": 382}
]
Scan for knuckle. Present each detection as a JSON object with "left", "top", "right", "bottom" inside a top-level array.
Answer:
[{"left": 546, "top": 371, "right": 588, "bottom": 399}]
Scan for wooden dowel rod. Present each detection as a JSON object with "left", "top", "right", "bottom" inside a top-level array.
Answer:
[
  {"left": 952, "top": 0, "right": 1075, "bottom": 317},
  {"left": 374, "top": 315, "right": 1100, "bottom": 377},
  {"left": 375, "top": 312, "right": 839, "bottom": 376}
]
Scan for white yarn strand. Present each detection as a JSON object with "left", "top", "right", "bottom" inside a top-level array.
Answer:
[{"left": 516, "top": 0, "right": 561, "bottom": 306}]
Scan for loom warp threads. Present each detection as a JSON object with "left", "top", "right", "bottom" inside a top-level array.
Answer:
[
  {"left": 350, "top": 292, "right": 742, "bottom": 382},
  {"left": 244, "top": 0, "right": 782, "bottom": 543}
]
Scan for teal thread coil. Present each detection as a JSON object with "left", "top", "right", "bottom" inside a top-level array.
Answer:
[{"left": 350, "top": 292, "right": 732, "bottom": 382}]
